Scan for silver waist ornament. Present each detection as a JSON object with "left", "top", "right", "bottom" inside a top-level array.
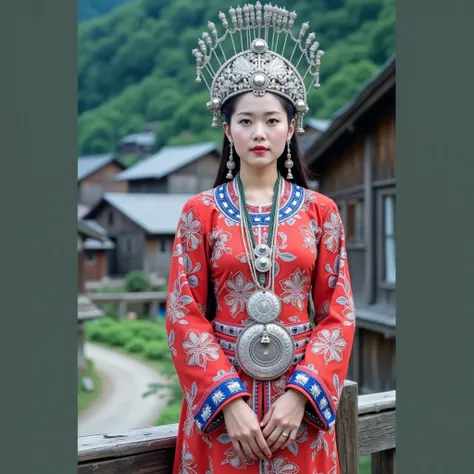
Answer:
[{"left": 234, "top": 173, "right": 296, "bottom": 380}]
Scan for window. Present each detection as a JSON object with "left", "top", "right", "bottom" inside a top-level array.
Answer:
[
  {"left": 159, "top": 240, "right": 168, "bottom": 253},
  {"left": 382, "top": 194, "right": 396, "bottom": 283},
  {"left": 85, "top": 251, "right": 96, "bottom": 264}
]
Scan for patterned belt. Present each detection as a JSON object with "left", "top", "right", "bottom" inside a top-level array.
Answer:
[{"left": 213, "top": 319, "right": 312, "bottom": 372}]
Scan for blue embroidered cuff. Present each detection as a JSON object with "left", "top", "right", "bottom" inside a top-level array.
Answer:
[
  {"left": 286, "top": 369, "right": 336, "bottom": 430},
  {"left": 195, "top": 377, "right": 248, "bottom": 434}
]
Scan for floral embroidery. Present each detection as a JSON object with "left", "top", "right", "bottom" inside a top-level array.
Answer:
[
  {"left": 168, "top": 330, "right": 177, "bottom": 357},
  {"left": 267, "top": 456, "right": 300, "bottom": 473},
  {"left": 182, "top": 329, "right": 220, "bottom": 370},
  {"left": 315, "top": 301, "right": 330, "bottom": 325},
  {"left": 288, "top": 423, "right": 309, "bottom": 456},
  {"left": 300, "top": 220, "right": 321, "bottom": 255},
  {"left": 178, "top": 440, "right": 197, "bottom": 474},
  {"left": 167, "top": 277, "right": 192, "bottom": 325},
  {"left": 322, "top": 209, "right": 344, "bottom": 253},
  {"left": 209, "top": 227, "right": 233, "bottom": 267},
  {"left": 224, "top": 272, "right": 255, "bottom": 317},
  {"left": 178, "top": 208, "right": 202, "bottom": 252},
  {"left": 183, "top": 383, "right": 198, "bottom": 438},
  {"left": 280, "top": 269, "right": 311, "bottom": 312},
  {"left": 199, "top": 190, "right": 215, "bottom": 207},
  {"left": 311, "top": 328, "right": 347, "bottom": 365}
]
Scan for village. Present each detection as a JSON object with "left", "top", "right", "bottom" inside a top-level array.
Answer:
[{"left": 77, "top": 55, "right": 396, "bottom": 473}]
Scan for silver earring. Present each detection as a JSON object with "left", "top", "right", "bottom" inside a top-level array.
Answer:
[
  {"left": 226, "top": 141, "right": 235, "bottom": 179},
  {"left": 284, "top": 138, "right": 294, "bottom": 180}
]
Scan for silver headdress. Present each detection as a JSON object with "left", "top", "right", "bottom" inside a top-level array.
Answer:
[{"left": 192, "top": 2, "right": 324, "bottom": 133}]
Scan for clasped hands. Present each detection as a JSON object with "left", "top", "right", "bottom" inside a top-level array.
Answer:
[{"left": 222, "top": 388, "right": 307, "bottom": 463}]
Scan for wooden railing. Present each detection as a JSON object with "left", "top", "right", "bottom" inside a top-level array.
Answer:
[{"left": 77, "top": 381, "right": 395, "bottom": 474}]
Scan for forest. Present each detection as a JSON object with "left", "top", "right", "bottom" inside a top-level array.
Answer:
[{"left": 78, "top": 0, "right": 395, "bottom": 156}]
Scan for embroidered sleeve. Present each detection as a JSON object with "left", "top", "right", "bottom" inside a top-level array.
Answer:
[
  {"left": 285, "top": 200, "right": 356, "bottom": 430},
  {"left": 166, "top": 199, "right": 250, "bottom": 435}
]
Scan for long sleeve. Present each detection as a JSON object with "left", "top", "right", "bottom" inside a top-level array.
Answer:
[
  {"left": 165, "top": 199, "right": 250, "bottom": 435},
  {"left": 285, "top": 200, "right": 356, "bottom": 431}
]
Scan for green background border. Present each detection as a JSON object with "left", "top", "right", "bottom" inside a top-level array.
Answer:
[
  {"left": 398, "top": 1, "right": 474, "bottom": 472},
  {"left": 0, "top": 1, "right": 78, "bottom": 473}
]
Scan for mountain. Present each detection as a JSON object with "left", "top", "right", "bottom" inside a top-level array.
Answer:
[{"left": 78, "top": 0, "right": 395, "bottom": 155}]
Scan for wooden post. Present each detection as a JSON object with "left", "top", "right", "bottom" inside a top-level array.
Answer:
[
  {"left": 372, "top": 448, "right": 396, "bottom": 474},
  {"left": 336, "top": 380, "right": 359, "bottom": 474},
  {"left": 149, "top": 300, "right": 158, "bottom": 321},
  {"left": 118, "top": 300, "right": 127, "bottom": 320}
]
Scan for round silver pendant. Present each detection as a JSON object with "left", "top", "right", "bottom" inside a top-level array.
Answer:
[
  {"left": 247, "top": 290, "right": 281, "bottom": 324},
  {"left": 255, "top": 256, "right": 271, "bottom": 273},
  {"left": 235, "top": 323, "right": 296, "bottom": 380},
  {"left": 254, "top": 244, "right": 271, "bottom": 258}
]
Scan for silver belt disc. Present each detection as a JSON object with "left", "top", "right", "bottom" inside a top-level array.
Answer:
[
  {"left": 247, "top": 290, "right": 281, "bottom": 324},
  {"left": 235, "top": 323, "right": 296, "bottom": 381}
]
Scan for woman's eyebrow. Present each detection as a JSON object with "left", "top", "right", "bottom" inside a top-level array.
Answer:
[{"left": 237, "top": 111, "right": 282, "bottom": 116}]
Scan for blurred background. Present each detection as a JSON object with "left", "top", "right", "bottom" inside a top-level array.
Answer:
[{"left": 77, "top": 1, "right": 395, "bottom": 471}]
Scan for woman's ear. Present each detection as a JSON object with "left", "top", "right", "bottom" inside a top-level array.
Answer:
[
  {"left": 223, "top": 122, "right": 232, "bottom": 143},
  {"left": 287, "top": 119, "right": 296, "bottom": 141}
]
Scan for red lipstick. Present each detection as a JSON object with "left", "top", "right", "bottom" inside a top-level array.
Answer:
[{"left": 251, "top": 146, "right": 268, "bottom": 155}]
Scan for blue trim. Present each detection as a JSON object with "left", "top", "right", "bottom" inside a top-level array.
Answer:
[
  {"left": 287, "top": 369, "right": 336, "bottom": 429},
  {"left": 195, "top": 377, "right": 247, "bottom": 434},
  {"left": 214, "top": 181, "right": 305, "bottom": 225}
]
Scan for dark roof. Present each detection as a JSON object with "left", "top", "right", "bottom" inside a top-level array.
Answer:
[
  {"left": 78, "top": 219, "right": 107, "bottom": 241},
  {"left": 306, "top": 55, "right": 396, "bottom": 165}
]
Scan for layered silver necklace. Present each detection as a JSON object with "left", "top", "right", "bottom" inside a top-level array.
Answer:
[{"left": 234, "top": 173, "right": 296, "bottom": 381}]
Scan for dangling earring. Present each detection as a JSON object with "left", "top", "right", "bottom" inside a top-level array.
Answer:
[
  {"left": 226, "top": 140, "right": 235, "bottom": 179},
  {"left": 285, "top": 138, "right": 294, "bottom": 180}
]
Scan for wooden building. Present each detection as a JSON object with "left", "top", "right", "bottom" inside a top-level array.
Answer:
[
  {"left": 306, "top": 56, "right": 396, "bottom": 394},
  {"left": 83, "top": 192, "right": 193, "bottom": 277},
  {"left": 114, "top": 142, "right": 220, "bottom": 195},
  {"left": 78, "top": 154, "right": 128, "bottom": 207},
  {"left": 117, "top": 131, "right": 156, "bottom": 158}
]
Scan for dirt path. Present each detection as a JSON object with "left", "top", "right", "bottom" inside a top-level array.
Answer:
[{"left": 78, "top": 343, "right": 170, "bottom": 437}]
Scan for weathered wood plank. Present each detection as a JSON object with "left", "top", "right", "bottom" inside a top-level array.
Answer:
[
  {"left": 358, "top": 390, "right": 395, "bottom": 415},
  {"left": 358, "top": 411, "right": 396, "bottom": 456},
  {"left": 336, "top": 380, "right": 359, "bottom": 474},
  {"left": 78, "top": 425, "right": 179, "bottom": 463},
  {"left": 78, "top": 449, "right": 176, "bottom": 474},
  {"left": 372, "top": 448, "right": 396, "bottom": 474}
]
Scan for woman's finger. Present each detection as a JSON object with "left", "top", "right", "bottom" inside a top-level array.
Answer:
[
  {"left": 240, "top": 440, "right": 257, "bottom": 461},
  {"left": 231, "top": 440, "right": 247, "bottom": 463},
  {"left": 280, "top": 429, "right": 298, "bottom": 451},
  {"left": 266, "top": 426, "right": 284, "bottom": 449},
  {"left": 254, "top": 429, "right": 273, "bottom": 459},
  {"left": 248, "top": 436, "right": 268, "bottom": 461},
  {"left": 271, "top": 430, "right": 292, "bottom": 452}
]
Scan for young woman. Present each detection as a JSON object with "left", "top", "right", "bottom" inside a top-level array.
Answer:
[{"left": 165, "top": 4, "right": 355, "bottom": 473}]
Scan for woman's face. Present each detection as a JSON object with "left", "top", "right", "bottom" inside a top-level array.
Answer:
[{"left": 223, "top": 92, "right": 295, "bottom": 172}]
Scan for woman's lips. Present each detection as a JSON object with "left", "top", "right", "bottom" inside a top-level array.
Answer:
[{"left": 251, "top": 147, "right": 268, "bottom": 155}]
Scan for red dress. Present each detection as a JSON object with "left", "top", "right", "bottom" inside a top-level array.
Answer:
[{"left": 165, "top": 178, "right": 355, "bottom": 474}]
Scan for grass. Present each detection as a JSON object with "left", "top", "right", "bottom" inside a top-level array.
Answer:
[
  {"left": 359, "top": 455, "right": 371, "bottom": 473},
  {"left": 78, "top": 359, "right": 103, "bottom": 415}
]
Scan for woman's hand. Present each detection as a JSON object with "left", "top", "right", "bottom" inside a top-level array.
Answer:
[
  {"left": 222, "top": 398, "right": 273, "bottom": 462},
  {"left": 260, "top": 389, "right": 307, "bottom": 452}
]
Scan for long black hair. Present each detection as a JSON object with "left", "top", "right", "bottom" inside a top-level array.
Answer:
[{"left": 212, "top": 92, "right": 311, "bottom": 189}]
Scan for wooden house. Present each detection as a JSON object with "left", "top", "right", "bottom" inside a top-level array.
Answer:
[
  {"left": 77, "top": 219, "right": 107, "bottom": 372},
  {"left": 114, "top": 142, "right": 220, "bottom": 195},
  {"left": 78, "top": 154, "right": 128, "bottom": 207},
  {"left": 117, "top": 131, "right": 156, "bottom": 158},
  {"left": 83, "top": 193, "right": 194, "bottom": 277},
  {"left": 305, "top": 56, "right": 396, "bottom": 394}
]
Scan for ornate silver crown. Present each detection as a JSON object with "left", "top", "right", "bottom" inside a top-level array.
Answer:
[{"left": 192, "top": 2, "right": 324, "bottom": 133}]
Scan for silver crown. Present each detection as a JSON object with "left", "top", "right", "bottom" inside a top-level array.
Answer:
[{"left": 192, "top": 2, "right": 324, "bottom": 133}]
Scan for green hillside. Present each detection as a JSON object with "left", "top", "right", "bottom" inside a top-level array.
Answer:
[
  {"left": 78, "top": 0, "right": 135, "bottom": 23},
  {"left": 78, "top": 0, "right": 395, "bottom": 155}
]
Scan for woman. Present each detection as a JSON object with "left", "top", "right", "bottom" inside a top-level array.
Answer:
[{"left": 165, "top": 4, "right": 355, "bottom": 473}]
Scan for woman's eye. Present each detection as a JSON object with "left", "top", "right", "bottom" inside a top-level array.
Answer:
[
  {"left": 268, "top": 118, "right": 279, "bottom": 124},
  {"left": 239, "top": 119, "right": 251, "bottom": 124}
]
